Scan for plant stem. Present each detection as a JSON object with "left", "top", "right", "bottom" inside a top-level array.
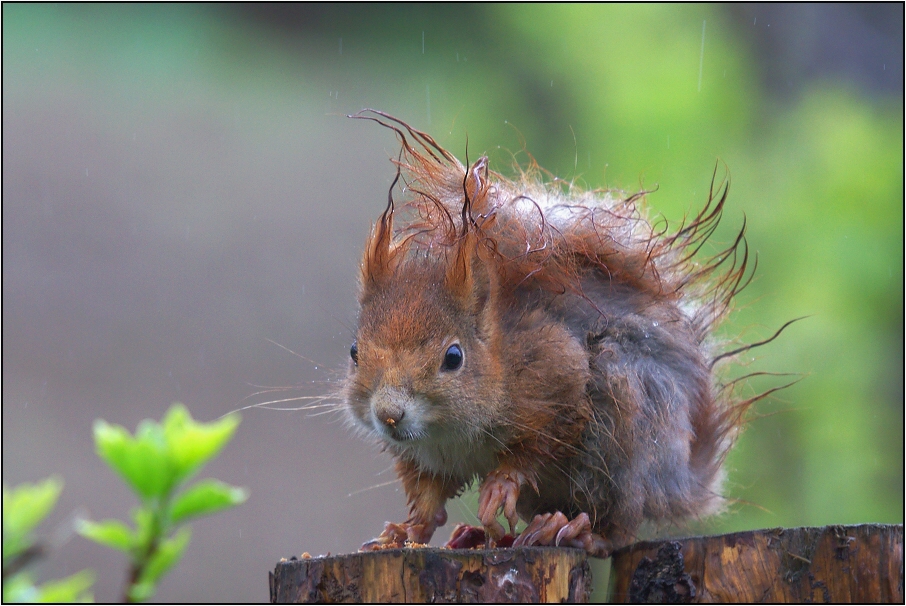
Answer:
[{"left": 123, "top": 498, "right": 168, "bottom": 603}]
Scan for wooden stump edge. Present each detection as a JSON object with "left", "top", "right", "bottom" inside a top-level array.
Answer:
[{"left": 608, "top": 523, "right": 904, "bottom": 603}]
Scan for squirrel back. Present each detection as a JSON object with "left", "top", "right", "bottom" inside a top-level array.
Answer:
[{"left": 345, "top": 110, "right": 761, "bottom": 550}]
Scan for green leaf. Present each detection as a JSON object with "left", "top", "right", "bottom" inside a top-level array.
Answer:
[
  {"left": 2, "top": 477, "right": 63, "bottom": 537},
  {"left": 2, "top": 569, "right": 94, "bottom": 603},
  {"left": 2, "top": 535, "right": 30, "bottom": 567},
  {"left": 129, "top": 526, "right": 191, "bottom": 601},
  {"left": 2, "top": 573, "right": 39, "bottom": 603},
  {"left": 2, "top": 477, "right": 63, "bottom": 560},
  {"left": 3, "top": 572, "right": 38, "bottom": 604},
  {"left": 34, "top": 569, "right": 95, "bottom": 603},
  {"left": 93, "top": 419, "right": 170, "bottom": 499},
  {"left": 163, "top": 404, "right": 240, "bottom": 485},
  {"left": 169, "top": 479, "right": 248, "bottom": 524},
  {"left": 77, "top": 519, "right": 134, "bottom": 553},
  {"left": 135, "top": 418, "right": 165, "bottom": 443}
]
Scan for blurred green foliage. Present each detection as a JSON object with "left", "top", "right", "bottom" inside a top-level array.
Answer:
[
  {"left": 2, "top": 406, "right": 246, "bottom": 603},
  {"left": 80, "top": 404, "right": 247, "bottom": 602},
  {"left": 3, "top": 478, "right": 95, "bottom": 603}
]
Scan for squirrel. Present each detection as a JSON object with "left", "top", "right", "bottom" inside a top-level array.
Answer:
[{"left": 342, "top": 110, "right": 779, "bottom": 557}]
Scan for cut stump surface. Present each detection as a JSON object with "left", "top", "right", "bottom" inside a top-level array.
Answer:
[{"left": 270, "top": 545, "right": 590, "bottom": 603}]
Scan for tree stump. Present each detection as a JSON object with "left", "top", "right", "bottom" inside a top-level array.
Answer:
[
  {"left": 608, "top": 524, "right": 903, "bottom": 603},
  {"left": 269, "top": 546, "right": 591, "bottom": 603}
]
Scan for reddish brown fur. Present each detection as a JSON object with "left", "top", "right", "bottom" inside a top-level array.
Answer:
[{"left": 344, "top": 110, "right": 771, "bottom": 555}]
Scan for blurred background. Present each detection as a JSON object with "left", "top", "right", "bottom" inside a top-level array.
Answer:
[{"left": 3, "top": 4, "right": 902, "bottom": 602}]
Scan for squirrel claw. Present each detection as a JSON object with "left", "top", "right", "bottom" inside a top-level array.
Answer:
[
  {"left": 513, "top": 512, "right": 566, "bottom": 547},
  {"left": 554, "top": 511, "right": 591, "bottom": 546},
  {"left": 360, "top": 522, "right": 407, "bottom": 551},
  {"left": 478, "top": 469, "right": 524, "bottom": 539},
  {"left": 360, "top": 520, "right": 434, "bottom": 551},
  {"left": 514, "top": 511, "right": 612, "bottom": 557}
]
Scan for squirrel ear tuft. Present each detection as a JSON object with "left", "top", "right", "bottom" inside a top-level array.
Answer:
[
  {"left": 466, "top": 157, "right": 489, "bottom": 199},
  {"left": 461, "top": 157, "right": 490, "bottom": 230},
  {"left": 445, "top": 232, "right": 492, "bottom": 313},
  {"left": 446, "top": 232, "right": 474, "bottom": 300},
  {"left": 448, "top": 158, "right": 494, "bottom": 312},
  {"left": 362, "top": 206, "right": 402, "bottom": 284}
]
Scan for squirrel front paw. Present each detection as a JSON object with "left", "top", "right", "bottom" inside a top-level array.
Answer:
[
  {"left": 477, "top": 469, "right": 527, "bottom": 540},
  {"left": 360, "top": 503, "right": 448, "bottom": 551},
  {"left": 360, "top": 521, "right": 408, "bottom": 551},
  {"left": 360, "top": 520, "right": 435, "bottom": 551}
]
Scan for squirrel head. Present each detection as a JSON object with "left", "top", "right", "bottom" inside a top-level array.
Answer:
[{"left": 344, "top": 155, "right": 511, "bottom": 465}]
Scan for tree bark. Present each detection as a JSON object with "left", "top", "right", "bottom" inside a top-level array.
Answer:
[
  {"left": 608, "top": 524, "right": 903, "bottom": 603},
  {"left": 269, "top": 546, "right": 591, "bottom": 603}
]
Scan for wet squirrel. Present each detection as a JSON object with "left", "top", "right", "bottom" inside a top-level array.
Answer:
[{"left": 343, "top": 110, "right": 773, "bottom": 556}]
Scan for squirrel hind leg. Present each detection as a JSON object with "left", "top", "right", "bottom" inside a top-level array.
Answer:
[{"left": 513, "top": 511, "right": 613, "bottom": 558}]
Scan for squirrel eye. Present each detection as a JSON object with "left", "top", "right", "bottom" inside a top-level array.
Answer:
[
  {"left": 441, "top": 343, "right": 463, "bottom": 371},
  {"left": 350, "top": 340, "right": 358, "bottom": 365}
]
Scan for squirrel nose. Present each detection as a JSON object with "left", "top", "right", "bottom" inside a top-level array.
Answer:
[
  {"left": 372, "top": 385, "right": 409, "bottom": 431},
  {"left": 381, "top": 410, "right": 405, "bottom": 428}
]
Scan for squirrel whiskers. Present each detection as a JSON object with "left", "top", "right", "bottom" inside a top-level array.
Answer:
[{"left": 343, "top": 109, "right": 777, "bottom": 556}]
